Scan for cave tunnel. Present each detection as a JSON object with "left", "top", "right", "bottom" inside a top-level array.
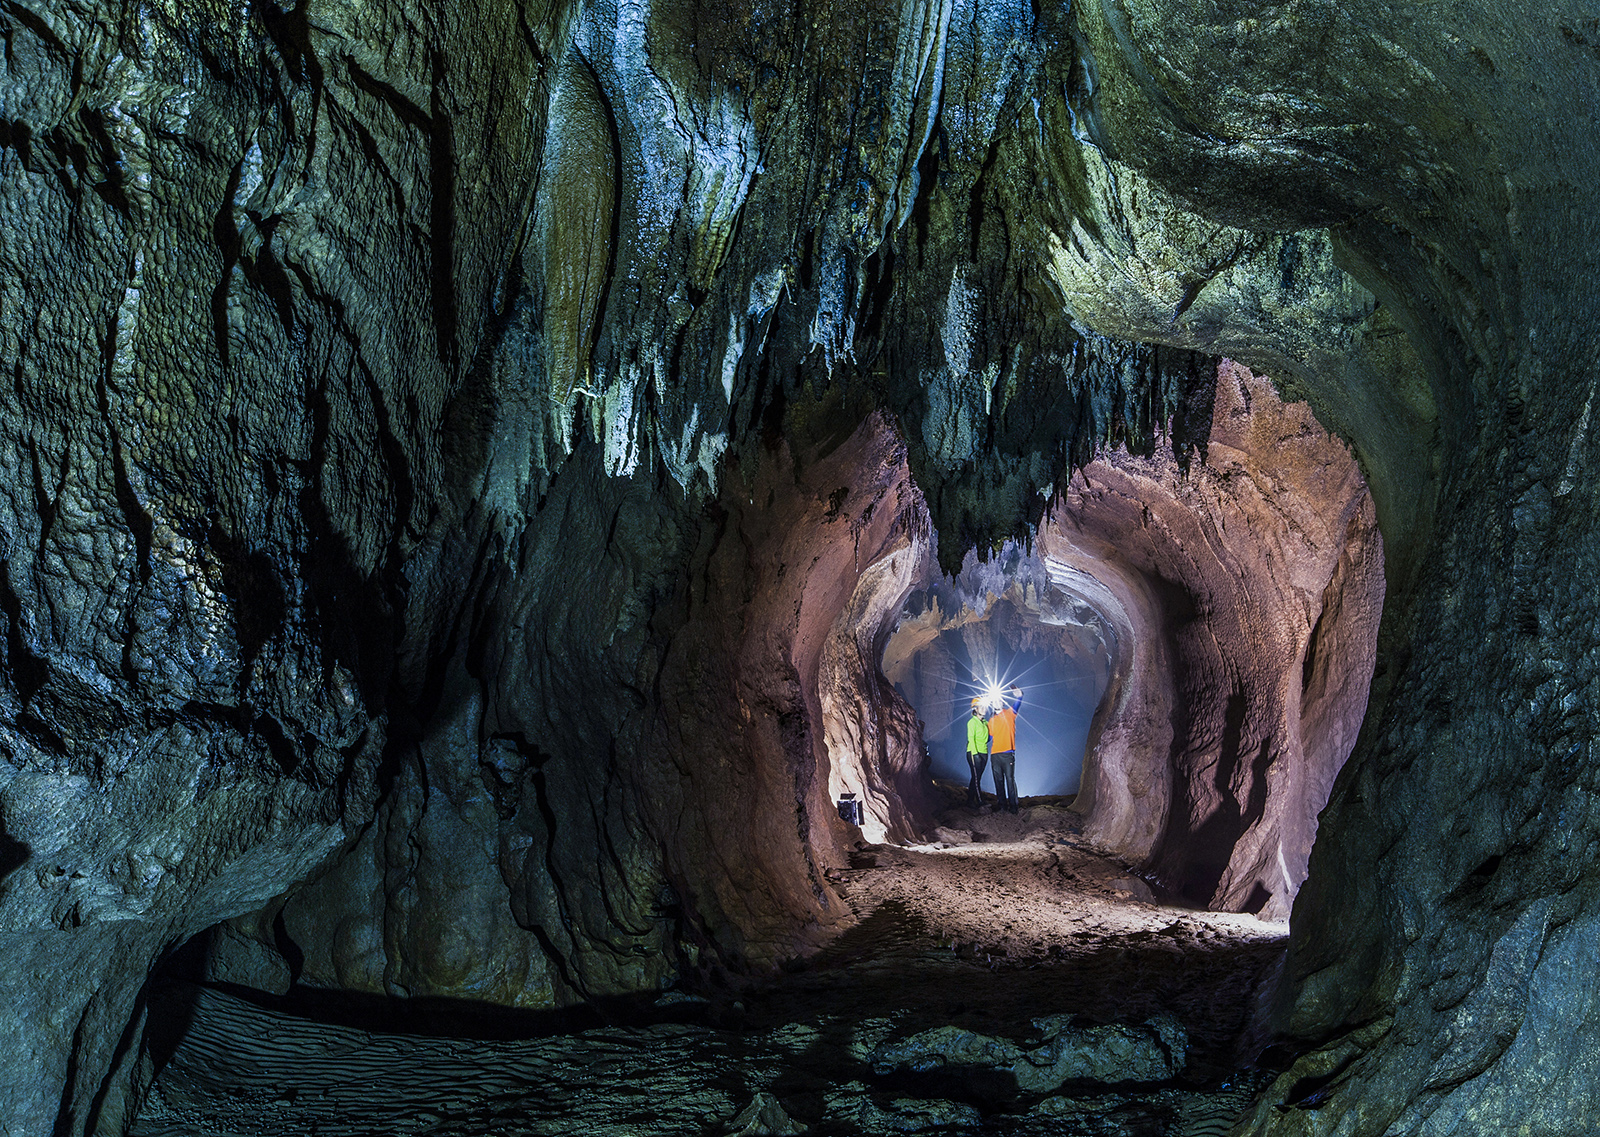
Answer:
[
  {"left": 850, "top": 361, "right": 1384, "bottom": 923},
  {"left": 3, "top": 0, "right": 1599, "bottom": 1134},
  {"left": 883, "top": 558, "right": 1113, "bottom": 800}
]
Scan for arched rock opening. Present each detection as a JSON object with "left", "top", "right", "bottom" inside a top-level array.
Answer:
[
  {"left": 1043, "top": 362, "right": 1385, "bottom": 921},
  {"left": 190, "top": 352, "right": 1383, "bottom": 1029},
  {"left": 6, "top": 0, "right": 1592, "bottom": 1127},
  {"left": 870, "top": 362, "right": 1385, "bottom": 923},
  {"left": 882, "top": 548, "right": 1114, "bottom": 798}
]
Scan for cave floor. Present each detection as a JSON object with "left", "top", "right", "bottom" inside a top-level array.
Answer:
[
  {"left": 801, "top": 794, "right": 1289, "bottom": 1075},
  {"left": 132, "top": 799, "right": 1287, "bottom": 1137}
]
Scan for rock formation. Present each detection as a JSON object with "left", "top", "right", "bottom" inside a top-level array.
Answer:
[
  {"left": 0, "top": 0, "right": 1596, "bottom": 1132},
  {"left": 1047, "top": 361, "right": 1383, "bottom": 921},
  {"left": 883, "top": 361, "right": 1383, "bottom": 920}
]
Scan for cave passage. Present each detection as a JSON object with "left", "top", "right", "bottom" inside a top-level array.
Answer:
[
  {"left": 886, "top": 592, "right": 1111, "bottom": 798},
  {"left": 859, "top": 365, "right": 1383, "bottom": 922},
  {"left": 116, "top": 372, "right": 1381, "bottom": 1135},
  {"left": 7, "top": 0, "right": 1597, "bottom": 1126}
]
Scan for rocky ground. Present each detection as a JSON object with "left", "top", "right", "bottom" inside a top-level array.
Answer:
[
  {"left": 809, "top": 788, "right": 1291, "bottom": 1074},
  {"left": 131, "top": 792, "right": 1289, "bottom": 1136}
]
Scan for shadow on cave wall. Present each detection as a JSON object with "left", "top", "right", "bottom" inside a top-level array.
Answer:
[{"left": 1179, "top": 689, "right": 1276, "bottom": 915}]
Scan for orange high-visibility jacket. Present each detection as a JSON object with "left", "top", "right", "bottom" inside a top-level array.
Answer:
[{"left": 988, "top": 704, "right": 1019, "bottom": 752}]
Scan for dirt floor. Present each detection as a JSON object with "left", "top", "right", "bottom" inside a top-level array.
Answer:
[
  {"left": 841, "top": 787, "right": 1287, "bottom": 960},
  {"left": 132, "top": 790, "right": 1292, "bottom": 1136},
  {"left": 749, "top": 788, "right": 1289, "bottom": 1080}
]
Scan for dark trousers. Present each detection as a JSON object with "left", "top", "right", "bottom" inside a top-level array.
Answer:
[
  {"left": 965, "top": 751, "right": 988, "bottom": 805},
  {"left": 991, "top": 751, "right": 1017, "bottom": 812}
]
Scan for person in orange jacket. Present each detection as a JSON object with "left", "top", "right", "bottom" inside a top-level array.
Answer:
[{"left": 986, "top": 687, "right": 1023, "bottom": 814}]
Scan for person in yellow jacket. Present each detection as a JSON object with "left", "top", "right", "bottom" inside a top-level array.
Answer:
[
  {"left": 965, "top": 698, "right": 990, "bottom": 808},
  {"left": 987, "top": 687, "right": 1024, "bottom": 814}
]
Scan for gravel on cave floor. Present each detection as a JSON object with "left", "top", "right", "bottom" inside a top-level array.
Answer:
[{"left": 132, "top": 800, "right": 1288, "bottom": 1136}]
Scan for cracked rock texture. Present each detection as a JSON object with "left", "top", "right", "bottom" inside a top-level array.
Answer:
[
  {"left": 1, "top": 0, "right": 1598, "bottom": 1132},
  {"left": 871, "top": 1014, "right": 1188, "bottom": 1092}
]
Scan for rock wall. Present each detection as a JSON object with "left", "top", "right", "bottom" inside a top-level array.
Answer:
[
  {"left": 2, "top": 0, "right": 1598, "bottom": 1131},
  {"left": 1045, "top": 4, "right": 1600, "bottom": 1131},
  {"left": 273, "top": 411, "right": 933, "bottom": 1007},
  {"left": 0, "top": 2, "right": 558, "bottom": 1130},
  {"left": 1042, "top": 362, "right": 1385, "bottom": 920}
]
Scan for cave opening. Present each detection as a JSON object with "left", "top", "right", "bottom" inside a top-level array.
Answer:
[
  {"left": 831, "top": 364, "right": 1385, "bottom": 931},
  {"left": 110, "top": 366, "right": 1389, "bottom": 1136},
  {"left": 7, "top": 0, "right": 1594, "bottom": 1124},
  {"left": 715, "top": 362, "right": 1392, "bottom": 1119},
  {"left": 883, "top": 562, "right": 1113, "bottom": 800}
]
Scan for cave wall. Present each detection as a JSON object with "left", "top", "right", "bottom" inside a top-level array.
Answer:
[
  {"left": 1036, "top": 5, "right": 1600, "bottom": 1131},
  {"left": 0, "top": 1, "right": 559, "bottom": 1129},
  {"left": 1043, "top": 361, "right": 1384, "bottom": 920},
  {"left": 272, "top": 410, "right": 932, "bottom": 1006},
  {"left": 2, "top": 0, "right": 1598, "bottom": 1131}
]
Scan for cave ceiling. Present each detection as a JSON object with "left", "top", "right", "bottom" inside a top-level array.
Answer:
[{"left": 2, "top": 0, "right": 1599, "bottom": 1133}]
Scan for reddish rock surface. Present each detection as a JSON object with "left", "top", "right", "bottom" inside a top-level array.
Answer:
[
  {"left": 1042, "top": 362, "right": 1386, "bottom": 920},
  {"left": 275, "top": 411, "right": 937, "bottom": 1004}
]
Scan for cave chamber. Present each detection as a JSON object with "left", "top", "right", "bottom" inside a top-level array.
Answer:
[
  {"left": 2, "top": 0, "right": 1598, "bottom": 1133},
  {"left": 875, "top": 361, "right": 1384, "bottom": 921},
  {"left": 882, "top": 547, "right": 1114, "bottom": 800}
]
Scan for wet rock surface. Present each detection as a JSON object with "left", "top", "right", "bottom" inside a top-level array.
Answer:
[
  {"left": 870, "top": 1015, "right": 1188, "bottom": 1092},
  {"left": 131, "top": 986, "right": 1251, "bottom": 1137}
]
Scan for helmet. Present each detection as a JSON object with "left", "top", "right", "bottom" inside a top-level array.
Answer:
[{"left": 970, "top": 697, "right": 982, "bottom": 709}]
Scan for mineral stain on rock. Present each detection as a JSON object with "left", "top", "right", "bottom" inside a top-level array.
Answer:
[{"left": 534, "top": 48, "right": 618, "bottom": 409}]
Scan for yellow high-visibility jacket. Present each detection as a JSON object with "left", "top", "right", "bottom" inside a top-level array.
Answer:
[{"left": 966, "top": 714, "right": 990, "bottom": 755}]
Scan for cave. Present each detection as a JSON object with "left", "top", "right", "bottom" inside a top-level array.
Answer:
[
  {"left": 879, "top": 360, "right": 1383, "bottom": 923},
  {"left": 883, "top": 547, "right": 1114, "bottom": 801},
  {"left": 2, "top": 0, "right": 1598, "bottom": 1134}
]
